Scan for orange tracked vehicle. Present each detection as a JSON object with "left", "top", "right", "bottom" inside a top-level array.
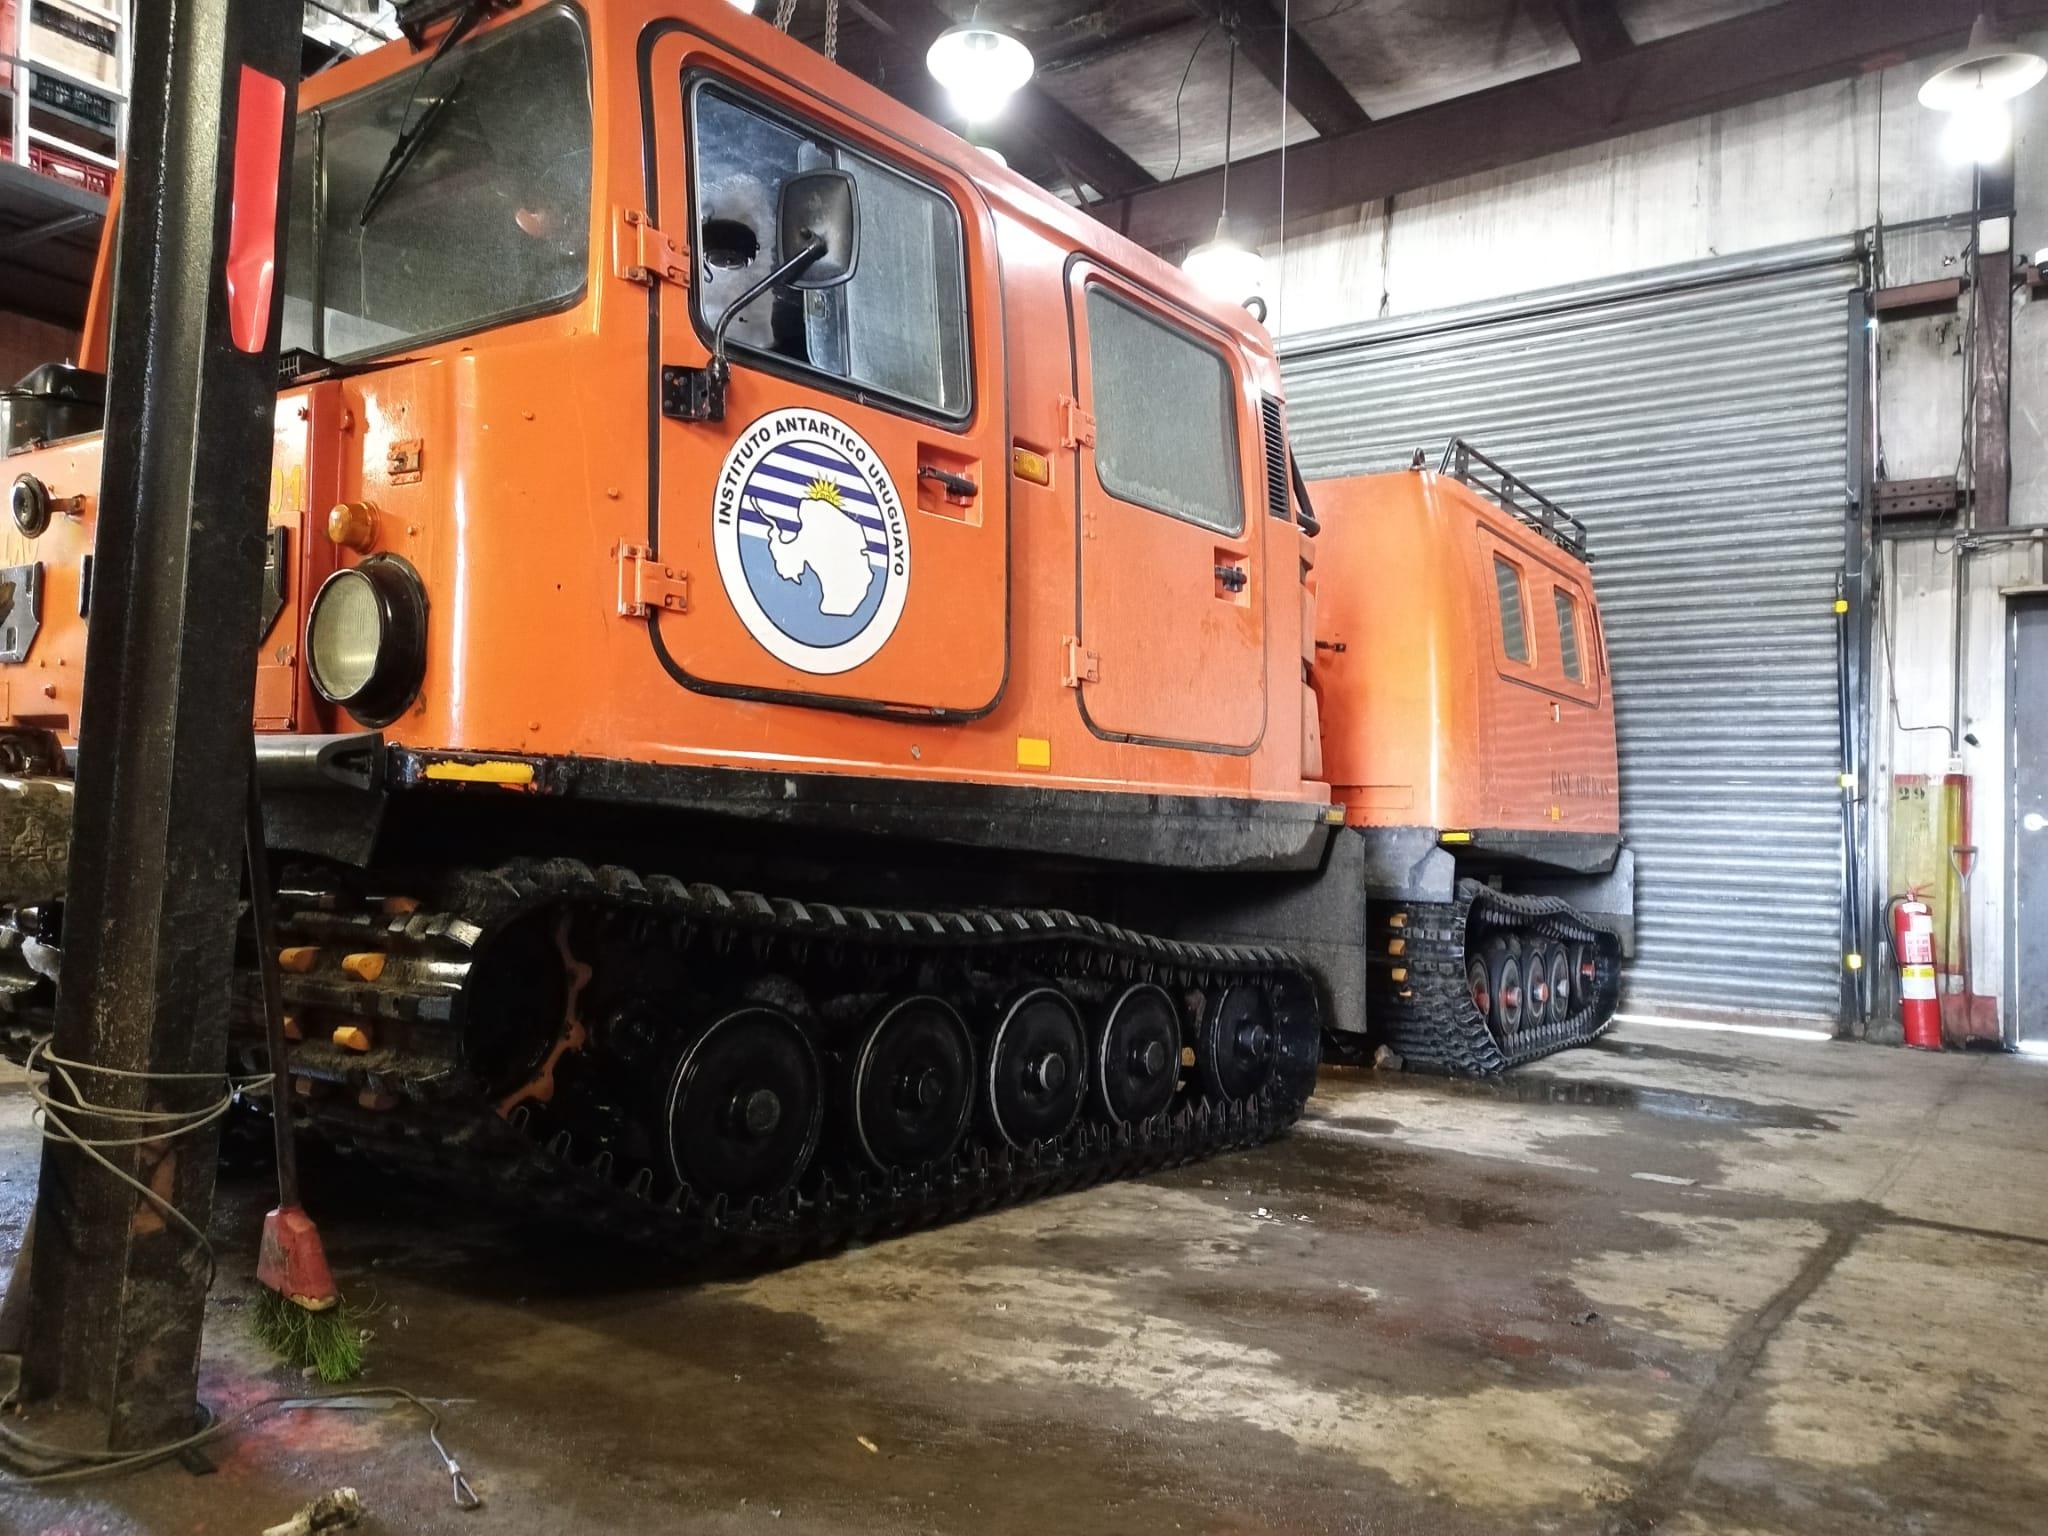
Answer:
[{"left": 0, "top": 0, "right": 1628, "bottom": 1248}]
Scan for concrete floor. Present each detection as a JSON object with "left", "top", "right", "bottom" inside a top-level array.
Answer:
[{"left": 2, "top": 1020, "right": 2047, "bottom": 1534}]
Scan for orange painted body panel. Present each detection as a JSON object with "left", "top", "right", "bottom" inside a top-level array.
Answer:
[
  {"left": 1311, "top": 470, "right": 1621, "bottom": 838},
  {"left": 1, "top": 0, "right": 1325, "bottom": 809}
]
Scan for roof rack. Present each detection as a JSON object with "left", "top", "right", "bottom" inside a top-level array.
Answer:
[{"left": 1436, "top": 438, "right": 1591, "bottom": 563}]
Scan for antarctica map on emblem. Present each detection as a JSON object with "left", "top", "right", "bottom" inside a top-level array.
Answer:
[{"left": 712, "top": 408, "right": 911, "bottom": 675}]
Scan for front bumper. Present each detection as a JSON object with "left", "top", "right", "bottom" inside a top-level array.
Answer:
[{"left": 60, "top": 731, "right": 385, "bottom": 793}]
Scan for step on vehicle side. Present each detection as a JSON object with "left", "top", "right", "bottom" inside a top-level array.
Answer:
[{"left": 0, "top": 0, "right": 1629, "bottom": 1253}]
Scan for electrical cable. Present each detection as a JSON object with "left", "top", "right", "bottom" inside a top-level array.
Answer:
[
  {"left": 1220, "top": 38, "right": 1236, "bottom": 218},
  {"left": 21, "top": 1038, "right": 272, "bottom": 1288},
  {"left": 0, "top": 1384, "right": 480, "bottom": 1508},
  {"left": 1276, "top": 0, "right": 1290, "bottom": 333},
  {"left": 1873, "top": 548, "right": 1957, "bottom": 755},
  {"left": 1167, "top": 22, "right": 1214, "bottom": 183}
]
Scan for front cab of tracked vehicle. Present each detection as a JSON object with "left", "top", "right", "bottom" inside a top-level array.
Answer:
[{"left": 0, "top": 0, "right": 1331, "bottom": 869}]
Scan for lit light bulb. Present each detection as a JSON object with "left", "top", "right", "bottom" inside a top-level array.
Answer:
[
  {"left": 1942, "top": 95, "right": 2012, "bottom": 163},
  {"left": 1182, "top": 218, "right": 1266, "bottom": 306},
  {"left": 927, "top": 26, "right": 1034, "bottom": 124}
]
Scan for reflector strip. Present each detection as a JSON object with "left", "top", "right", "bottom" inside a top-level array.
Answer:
[
  {"left": 224, "top": 66, "right": 286, "bottom": 354},
  {"left": 423, "top": 759, "right": 538, "bottom": 785}
]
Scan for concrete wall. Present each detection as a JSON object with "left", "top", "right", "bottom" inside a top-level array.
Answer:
[
  {"left": 0, "top": 311, "right": 76, "bottom": 387},
  {"left": 1261, "top": 38, "right": 2048, "bottom": 1031}
]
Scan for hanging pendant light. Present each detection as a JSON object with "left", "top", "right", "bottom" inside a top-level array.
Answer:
[
  {"left": 1183, "top": 216, "right": 1265, "bottom": 302},
  {"left": 1919, "top": 13, "right": 2046, "bottom": 111},
  {"left": 927, "top": 19, "right": 1035, "bottom": 125},
  {"left": 1182, "top": 38, "right": 1266, "bottom": 307},
  {"left": 1920, "top": 12, "right": 2044, "bottom": 164}
]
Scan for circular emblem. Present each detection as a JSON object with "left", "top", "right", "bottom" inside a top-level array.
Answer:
[{"left": 712, "top": 409, "right": 909, "bottom": 675}]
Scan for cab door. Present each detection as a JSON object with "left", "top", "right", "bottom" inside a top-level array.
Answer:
[
  {"left": 1068, "top": 266, "right": 1265, "bottom": 750},
  {"left": 641, "top": 35, "right": 1006, "bottom": 714}
]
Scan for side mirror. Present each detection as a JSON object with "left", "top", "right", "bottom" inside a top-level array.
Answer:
[
  {"left": 778, "top": 169, "right": 859, "bottom": 290},
  {"left": 667, "top": 168, "right": 863, "bottom": 426}
]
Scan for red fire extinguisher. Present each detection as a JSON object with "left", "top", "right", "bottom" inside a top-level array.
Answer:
[{"left": 1890, "top": 896, "right": 1942, "bottom": 1051}]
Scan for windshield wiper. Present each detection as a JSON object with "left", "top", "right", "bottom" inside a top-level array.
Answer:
[
  {"left": 356, "top": 71, "right": 464, "bottom": 227},
  {"left": 355, "top": 0, "right": 492, "bottom": 228}
]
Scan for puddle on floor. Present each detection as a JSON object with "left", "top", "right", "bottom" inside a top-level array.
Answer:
[{"left": 1364, "top": 1071, "right": 1837, "bottom": 1133}]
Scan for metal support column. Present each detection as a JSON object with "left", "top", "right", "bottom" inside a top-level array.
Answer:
[
  {"left": 1842, "top": 281, "right": 1876, "bottom": 1032},
  {"left": 17, "top": 0, "right": 299, "bottom": 1449},
  {"left": 1971, "top": 154, "right": 2015, "bottom": 531}
]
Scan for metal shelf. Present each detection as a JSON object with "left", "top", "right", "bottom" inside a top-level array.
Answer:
[
  {"left": 0, "top": 154, "right": 105, "bottom": 328},
  {"left": 3, "top": 0, "right": 128, "bottom": 219}
]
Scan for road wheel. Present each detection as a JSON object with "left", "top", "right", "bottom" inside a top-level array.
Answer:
[
  {"left": 1522, "top": 940, "right": 1554, "bottom": 1030},
  {"left": 1548, "top": 945, "right": 1574, "bottom": 1020},
  {"left": 1571, "top": 942, "right": 1599, "bottom": 1007},
  {"left": 1480, "top": 936, "right": 1523, "bottom": 1040},
  {"left": 1466, "top": 954, "right": 1491, "bottom": 1021}
]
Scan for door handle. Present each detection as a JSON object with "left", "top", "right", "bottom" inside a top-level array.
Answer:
[
  {"left": 1214, "top": 562, "right": 1248, "bottom": 593},
  {"left": 918, "top": 465, "right": 978, "bottom": 500}
]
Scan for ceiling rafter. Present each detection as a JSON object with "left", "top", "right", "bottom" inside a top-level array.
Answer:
[
  {"left": 1182, "top": 0, "right": 1371, "bottom": 139},
  {"left": 1551, "top": 0, "right": 1634, "bottom": 65},
  {"left": 844, "top": 0, "right": 1157, "bottom": 197},
  {"left": 1100, "top": 0, "right": 2048, "bottom": 251}
]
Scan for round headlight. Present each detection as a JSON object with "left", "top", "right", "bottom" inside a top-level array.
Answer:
[{"left": 305, "top": 554, "right": 426, "bottom": 726}]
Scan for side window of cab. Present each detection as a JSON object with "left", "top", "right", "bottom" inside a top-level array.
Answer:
[
  {"left": 1551, "top": 584, "right": 1584, "bottom": 681},
  {"left": 690, "top": 82, "right": 971, "bottom": 421},
  {"left": 1084, "top": 287, "right": 1243, "bottom": 533},
  {"left": 1493, "top": 554, "right": 1532, "bottom": 665}
]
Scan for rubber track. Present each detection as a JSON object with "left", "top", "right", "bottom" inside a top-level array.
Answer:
[
  {"left": 1371, "top": 878, "right": 1621, "bottom": 1076},
  {"left": 237, "top": 858, "right": 1322, "bottom": 1258}
]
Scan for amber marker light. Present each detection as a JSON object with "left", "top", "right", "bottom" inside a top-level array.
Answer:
[
  {"left": 328, "top": 500, "right": 379, "bottom": 551},
  {"left": 1011, "top": 446, "right": 1051, "bottom": 486}
]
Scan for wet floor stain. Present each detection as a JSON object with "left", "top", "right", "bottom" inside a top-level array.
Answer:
[
  {"left": 1, "top": 1030, "right": 2045, "bottom": 1536},
  {"left": 1364, "top": 1067, "right": 1840, "bottom": 1133}
]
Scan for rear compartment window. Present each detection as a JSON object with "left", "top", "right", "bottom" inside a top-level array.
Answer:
[
  {"left": 691, "top": 84, "right": 970, "bottom": 419},
  {"left": 1085, "top": 288, "right": 1243, "bottom": 534},
  {"left": 1493, "top": 556, "right": 1530, "bottom": 663},
  {"left": 281, "top": 6, "right": 593, "bottom": 361},
  {"left": 1553, "top": 587, "right": 1583, "bottom": 681}
]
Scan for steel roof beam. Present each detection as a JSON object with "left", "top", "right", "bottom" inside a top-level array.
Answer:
[
  {"left": 1184, "top": 0, "right": 1371, "bottom": 139},
  {"left": 1099, "top": 0, "right": 2045, "bottom": 251}
]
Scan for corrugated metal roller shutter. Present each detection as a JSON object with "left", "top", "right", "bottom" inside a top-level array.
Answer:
[{"left": 1279, "top": 238, "right": 1863, "bottom": 1025}]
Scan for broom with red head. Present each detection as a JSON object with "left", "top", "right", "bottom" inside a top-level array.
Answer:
[{"left": 244, "top": 757, "right": 360, "bottom": 1381}]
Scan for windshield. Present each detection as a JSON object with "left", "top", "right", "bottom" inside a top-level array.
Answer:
[{"left": 282, "top": 7, "right": 592, "bottom": 362}]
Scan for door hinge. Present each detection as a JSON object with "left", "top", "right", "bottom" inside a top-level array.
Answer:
[
  {"left": 1059, "top": 396, "right": 1096, "bottom": 450},
  {"left": 613, "top": 207, "right": 688, "bottom": 287},
  {"left": 1061, "top": 635, "right": 1099, "bottom": 688},
  {"left": 616, "top": 543, "right": 688, "bottom": 618}
]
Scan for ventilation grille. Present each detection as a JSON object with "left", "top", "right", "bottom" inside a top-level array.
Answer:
[{"left": 1260, "top": 394, "right": 1290, "bottom": 522}]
